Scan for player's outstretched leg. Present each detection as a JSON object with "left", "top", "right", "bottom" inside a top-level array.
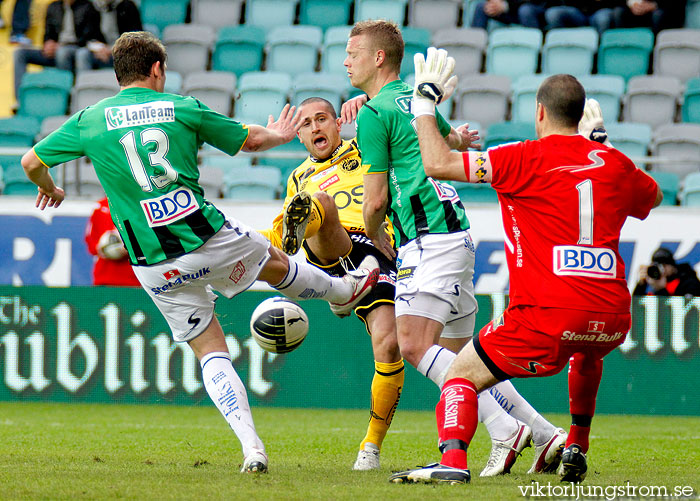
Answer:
[{"left": 282, "top": 191, "right": 312, "bottom": 255}]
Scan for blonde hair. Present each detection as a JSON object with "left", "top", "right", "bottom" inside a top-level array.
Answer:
[{"left": 349, "top": 20, "right": 404, "bottom": 73}]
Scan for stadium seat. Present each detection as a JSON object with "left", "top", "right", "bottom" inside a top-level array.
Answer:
[
  {"left": 183, "top": 71, "right": 236, "bottom": 116},
  {"left": 355, "top": 0, "right": 408, "bottom": 24},
  {"left": 541, "top": 27, "right": 598, "bottom": 76},
  {"left": 680, "top": 171, "right": 700, "bottom": 206},
  {"left": 37, "top": 115, "right": 70, "bottom": 141},
  {"left": 431, "top": 28, "right": 487, "bottom": 77},
  {"left": 266, "top": 26, "right": 323, "bottom": 77},
  {"left": 256, "top": 139, "right": 308, "bottom": 175},
  {"left": 71, "top": 70, "right": 120, "bottom": 113},
  {"left": 0, "top": 116, "right": 41, "bottom": 146},
  {"left": 649, "top": 171, "right": 680, "bottom": 206},
  {"left": 235, "top": 72, "right": 291, "bottom": 125},
  {"left": 452, "top": 181, "right": 499, "bottom": 204},
  {"left": 199, "top": 151, "right": 253, "bottom": 175},
  {"left": 198, "top": 165, "right": 225, "bottom": 199},
  {"left": 245, "top": 0, "right": 298, "bottom": 29},
  {"left": 653, "top": 29, "right": 700, "bottom": 83},
  {"left": 17, "top": 69, "right": 73, "bottom": 121},
  {"left": 484, "top": 121, "right": 536, "bottom": 149},
  {"left": 322, "top": 26, "right": 353, "bottom": 74},
  {"left": 139, "top": 0, "right": 189, "bottom": 33},
  {"left": 292, "top": 72, "right": 348, "bottom": 111},
  {"left": 408, "top": 0, "right": 462, "bottom": 32},
  {"left": 63, "top": 159, "right": 104, "bottom": 198},
  {"left": 162, "top": 24, "right": 216, "bottom": 76},
  {"left": 212, "top": 26, "right": 266, "bottom": 77},
  {"left": 511, "top": 74, "right": 549, "bottom": 124},
  {"left": 486, "top": 27, "right": 543, "bottom": 81},
  {"left": 1, "top": 162, "right": 37, "bottom": 195},
  {"left": 597, "top": 28, "right": 654, "bottom": 81},
  {"left": 164, "top": 71, "right": 183, "bottom": 94},
  {"left": 455, "top": 74, "right": 511, "bottom": 128},
  {"left": 650, "top": 123, "right": 700, "bottom": 179},
  {"left": 623, "top": 75, "right": 682, "bottom": 129},
  {"left": 223, "top": 165, "right": 282, "bottom": 200},
  {"left": 400, "top": 27, "right": 432, "bottom": 78},
  {"left": 300, "top": 0, "right": 352, "bottom": 30},
  {"left": 191, "top": 0, "right": 244, "bottom": 30},
  {"left": 605, "top": 122, "right": 652, "bottom": 162},
  {"left": 577, "top": 74, "right": 625, "bottom": 122},
  {"left": 682, "top": 78, "right": 700, "bottom": 123},
  {"left": 687, "top": 0, "right": 700, "bottom": 29}
]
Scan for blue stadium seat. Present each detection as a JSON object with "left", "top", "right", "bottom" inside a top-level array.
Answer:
[
  {"left": 605, "top": 122, "right": 652, "bottom": 161},
  {"left": 355, "top": 0, "right": 408, "bottom": 24},
  {"left": 235, "top": 72, "right": 292, "bottom": 125},
  {"left": 321, "top": 26, "right": 352, "bottom": 74},
  {"left": 255, "top": 140, "right": 308, "bottom": 176},
  {"left": 511, "top": 74, "right": 549, "bottom": 124},
  {"left": 400, "top": 27, "right": 432, "bottom": 78},
  {"left": 223, "top": 165, "right": 282, "bottom": 200},
  {"left": 266, "top": 26, "right": 323, "bottom": 77},
  {"left": 212, "top": 26, "right": 266, "bottom": 77},
  {"left": 17, "top": 69, "right": 73, "bottom": 121},
  {"left": 292, "top": 72, "right": 348, "bottom": 111},
  {"left": 300, "top": 0, "right": 352, "bottom": 30},
  {"left": 1, "top": 162, "right": 38, "bottom": 195},
  {"left": 687, "top": 0, "right": 700, "bottom": 29},
  {"left": 245, "top": 0, "right": 298, "bottom": 29},
  {"left": 680, "top": 171, "right": 700, "bottom": 206},
  {"left": 578, "top": 74, "right": 625, "bottom": 122},
  {"left": 597, "top": 28, "right": 654, "bottom": 81},
  {"left": 682, "top": 78, "right": 700, "bottom": 123},
  {"left": 139, "top": 0, "right": 189, "bottom": 33},
  {"left": 452, "top": 181, "right": 499, "bottom": 204},
  {"left": 541, "top": 27, "right": 598, "bottom": 76},
  {"left": 484, "top": 121, "right": 536, "bottom": 149},
  {"left": 649, "top": 171, "right": 680, "bottom": 206},
  {"left": 0, "top": 116, "right": 41, "bottom": 146},
  {"left": 486, "top": 27, "right": 543, "bottom": 81}
]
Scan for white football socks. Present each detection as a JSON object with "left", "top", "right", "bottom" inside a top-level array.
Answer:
[
  {"left": 200, "top": 351, "right": 265, "bottom": 458},
  {"left": 488, "top": 380, "right": 556, "bottom": 446},
  {"left": 273, "top": 260, "right": 351, "bottom": 303},
  {"left": 416, "top": 345, "right": 456, "bottom": 388},
  {"left": 478, "top": 390, "right": 520, "bottom": 441}
]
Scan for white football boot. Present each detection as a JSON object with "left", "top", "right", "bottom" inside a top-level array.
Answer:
[
  {"left": 241, "top": 450, "right": 268, "bottom": 473},
  {"left": 480, "top": 423, "right": 532, "bottom": 477},
  {"left": 529, "top": 427, "right": 567, "bottom": 473},
  {"left": 353, "top": 442, "right": 380, "bottom": 471},
  {"left": 329, "top": 256, "right": 380, "bottom": 318}
]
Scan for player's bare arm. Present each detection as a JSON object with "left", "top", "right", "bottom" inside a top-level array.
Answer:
[
  {"left": 243, "top": 104, "right": 303, "bottom": 152},
  {"left": 21, "top": 149, "right": 65, "bottom": 210},
  {"left": 362, "top": 172, "right": 395, "bottom": 260},
  {"left": 445, "top": 123, "right": 480, "bottom": 152},
  {"left": 415, "top": 116, "right": 471, "bottom": 182}
]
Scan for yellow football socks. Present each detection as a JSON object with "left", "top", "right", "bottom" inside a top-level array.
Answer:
[{"left": 360, "top": 359, "right": 404, "bottom": 451}]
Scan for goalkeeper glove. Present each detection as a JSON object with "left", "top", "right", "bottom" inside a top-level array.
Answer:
[
  {"left": 578, "top": 98, "right": 611, "bottom": 146},
  {"left": 412, "top": 47, "right": 458, "bottom": 118}
]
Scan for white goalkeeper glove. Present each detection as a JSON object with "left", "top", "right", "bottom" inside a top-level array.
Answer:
[
  {"left": 412, "top": 47, "right": 458, "bottom": 118},
  {"left": 578, "top": 98, "right": 611, "bottom": 146}
]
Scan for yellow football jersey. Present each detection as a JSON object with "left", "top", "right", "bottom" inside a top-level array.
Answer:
[{"left": 260, "top": 139, "right": 392, "bottom": 248}]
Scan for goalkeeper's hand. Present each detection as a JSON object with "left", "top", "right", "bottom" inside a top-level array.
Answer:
[
  {"left": 412, "top": 47, "right": 458, "bottom": 118},
  {"left": 578, "top": 98, "right": 610, "bottom": 145}
]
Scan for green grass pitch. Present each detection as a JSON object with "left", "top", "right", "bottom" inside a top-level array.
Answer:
[{"left": 0, "top": 402, "right": 698, "bottom": 500}]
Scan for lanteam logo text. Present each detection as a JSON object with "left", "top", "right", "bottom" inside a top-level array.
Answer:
[{"left": 105, "top": 101, "right": 175, "bottom": 130}]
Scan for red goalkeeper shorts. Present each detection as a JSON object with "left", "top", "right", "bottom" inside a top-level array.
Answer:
[{"left": 473, "top": 304, "right": 630, "bottom": 380}]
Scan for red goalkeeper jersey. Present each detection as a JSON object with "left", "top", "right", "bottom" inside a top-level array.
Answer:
[{"left": 464, "top": 134, "right": 658, "bottom": 313}]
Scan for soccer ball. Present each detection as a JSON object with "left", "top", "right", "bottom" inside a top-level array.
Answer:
[{"left": 250, "top": 297, "right": 309, "bottom": 354}]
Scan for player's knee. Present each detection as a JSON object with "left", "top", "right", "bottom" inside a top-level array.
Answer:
[{"left": 312, "top": 191, "right": 336, "bottom": 215}]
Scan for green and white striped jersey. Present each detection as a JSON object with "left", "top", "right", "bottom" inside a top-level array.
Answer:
[
  {"left": 358, "top": 80, "right": 470, "bottom": 247},
  {"left": 34, "top": 87, "right": 249, "bottom": 265}
]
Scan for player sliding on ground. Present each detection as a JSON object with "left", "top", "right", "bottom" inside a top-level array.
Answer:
[
  {"left": 389, "top": 48, "right": 662, "bottom": 485},
  {"left": 345, "top": 19, "right": 569, "bottom": 477},
  {"left": 20, "top": 31, "right": 380, "bottom": 476}
]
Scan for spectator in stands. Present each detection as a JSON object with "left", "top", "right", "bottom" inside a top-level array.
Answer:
[
  {"left": 633, "top": 247, "right": 700, "bottom": 297},
  {"left": 614, "top": 0, "right": 687, "bottom": 33},
  {"left": 545, "top": 1, "right": 619, "bottom": 34},
  {"left": 471, "top": 0, "right": 522, "bottom": 29},
  {"left": 13, "top": 0, "right": 103, "bottom": 100},
  {"left": 1, "top": 0, "right": 32, "bottom": 46},
  {"left": 518, "top": 1, "right": 554, "bottom": 30},
  {"left": 85, "top": 197, "right": 140, "bottom": 286},
  {"left": 75, "top": 0, "right": 142, "bottom": 72}
]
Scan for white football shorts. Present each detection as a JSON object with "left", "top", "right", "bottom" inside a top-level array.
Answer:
[
  {"left": 132, "top": 219, "right": 270, "bottom": 343},
  {"left": 394, "top": 230, "right": 478, "bottom": 339}
]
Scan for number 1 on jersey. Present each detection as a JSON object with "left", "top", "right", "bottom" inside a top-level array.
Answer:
[
  {"left": 119, "top": 128, "right": 177, "bottom": 192},
  {"left": 576, "top": 179, "right": 593, "bottom": 245}
]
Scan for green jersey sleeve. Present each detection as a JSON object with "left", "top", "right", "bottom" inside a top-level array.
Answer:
[
  {"left": 195, "top": 99, "right": 249, "bottom": 156},
  {"left": 33, "top": 112, "right": 84, "bottom": 167},
  {"left": 357, "top": 106, "right": 389, "bottom": 174}
]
